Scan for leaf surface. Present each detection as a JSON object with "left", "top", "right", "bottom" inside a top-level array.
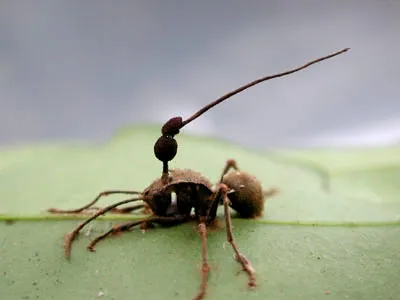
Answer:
[{"left": 1, "top": 126, "right": 399, "bottom": 300}]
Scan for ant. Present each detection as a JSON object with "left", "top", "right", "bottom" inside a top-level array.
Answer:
[{"left": 48, "top": 48, "right": 349, "bottom": 300}]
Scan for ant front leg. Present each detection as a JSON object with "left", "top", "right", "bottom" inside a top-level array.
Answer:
[
  {"left": 193, "top": 222, "right": 209, "bottom": 300},
  {"left": 219, "top": 183, "right": 256, "bottom": 288},
  {"left": 194, "top": 188, "right": 225, "bottom": 300},
  {"left": 64, "top": 196, "right": 147, "bottom": 259},
  {"left": 47, "top": 190, "right": 144, "bottom": 214}
]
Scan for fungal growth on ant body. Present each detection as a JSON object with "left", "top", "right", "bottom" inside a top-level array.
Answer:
[
  {"left": 153, "top": 47, "right": 350, "bottom": 184},
  {"left": 48, "top": 48, "right": 349, "bottom": 300}
]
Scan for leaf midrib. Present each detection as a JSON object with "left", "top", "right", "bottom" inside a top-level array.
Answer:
[{"left": 2, "top": 214, "right": 399, "bottom": 227}]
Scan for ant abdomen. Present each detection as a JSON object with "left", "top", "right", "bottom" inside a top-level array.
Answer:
[{"left": 222, "top": 170, "right": 264, "bottom": 218}]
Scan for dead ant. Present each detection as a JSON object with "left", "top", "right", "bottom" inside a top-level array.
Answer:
[{"left": 48, "top": 48, "right": 349, "bottom": 300}]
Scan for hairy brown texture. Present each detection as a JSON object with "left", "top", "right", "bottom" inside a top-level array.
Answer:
[{"left": 222, "top": 171, "right": 264, "bottom": 218}]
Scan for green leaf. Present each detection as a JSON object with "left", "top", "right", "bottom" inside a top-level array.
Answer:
[{"left": 1, "top": 126, "right": 400, "bottom": 300}]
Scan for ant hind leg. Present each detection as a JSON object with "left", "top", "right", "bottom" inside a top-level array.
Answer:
[
  {"left": 219, "top": 159, "right": 239, "bottom": 182},
  {"left": 219, "top": 184, "right": 256, "bottom": 288}
]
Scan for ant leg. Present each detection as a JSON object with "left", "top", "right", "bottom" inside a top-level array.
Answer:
[
  {"left": 47, "top": 190, "right": 142, "bottom": 214},
  {"left": 219, "top": 159, "right": 239, "bottom": 182},
  {"left": 64, "top": 196, "right": 144, "bottom": 259},
  {"left": 220, "top": 159, "right": 279, "bottom": 198},
  {"left": 263, "top": 188, "right": 279, "bottom": 198},
  {"left": 79, "top": 203, "right": 152, "bottom": 215},
  {"left": 220, "top": 184, "right": 256, "bottom": 288},
  {"left": 107, "top": 203, "right": 146, "bottom": 214},
  {"left": 87, "top": 215, "right": 187, "bottom": 252},
  {"left": 205, "top": 159, "right": 239, "bottom": 223},
  {"left": 193, "top": 222, "right": 210, "bottom": 300},
  {"left": 76, "top": 203, "right": 146, "bottom": 214},
  {"left": 205, "top": 188, "right": 222, "bottom": 225}
]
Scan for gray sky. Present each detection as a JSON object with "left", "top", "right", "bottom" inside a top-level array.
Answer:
[{"left": 1, "top": 0, "right": 399, "bottom": 148}]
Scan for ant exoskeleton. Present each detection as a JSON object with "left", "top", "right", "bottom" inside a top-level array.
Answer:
[{"left": 48, "top": 48, "right": 349, "bottom": 300}]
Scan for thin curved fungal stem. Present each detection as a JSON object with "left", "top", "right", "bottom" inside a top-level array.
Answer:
[
  {"left": 181, "top": 48, "right": 350, "bottom": 128},
  {"left": 64, "top": 197, "right": 144, "bottom": 259},
  {"left": 87, "top": 215, "right": 188, "bottom": 252},
  {"left": 193, "top": 223, "right": 210, "bottom": 300},
  {"left": 47, "top": 190, "right": 142, "bottom": 214},
  {"left": 162, "top": 161, "right": 169, "bottom": 184},
  {"left": 221, "top": 185, "right": 256, "bottom": 287}
]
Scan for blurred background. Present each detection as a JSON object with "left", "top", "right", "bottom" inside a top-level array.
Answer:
[{"left": 0, "top": 0, "right": 399, "bottom": 149}]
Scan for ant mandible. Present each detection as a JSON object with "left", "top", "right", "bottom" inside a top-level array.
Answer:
[{"left": 48, "top": 48, "right": 350, "bottom": 300}]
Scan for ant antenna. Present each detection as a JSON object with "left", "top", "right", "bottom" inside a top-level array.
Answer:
[{"left": 154, "top": 47, "right": 350, "bottom": 182}]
